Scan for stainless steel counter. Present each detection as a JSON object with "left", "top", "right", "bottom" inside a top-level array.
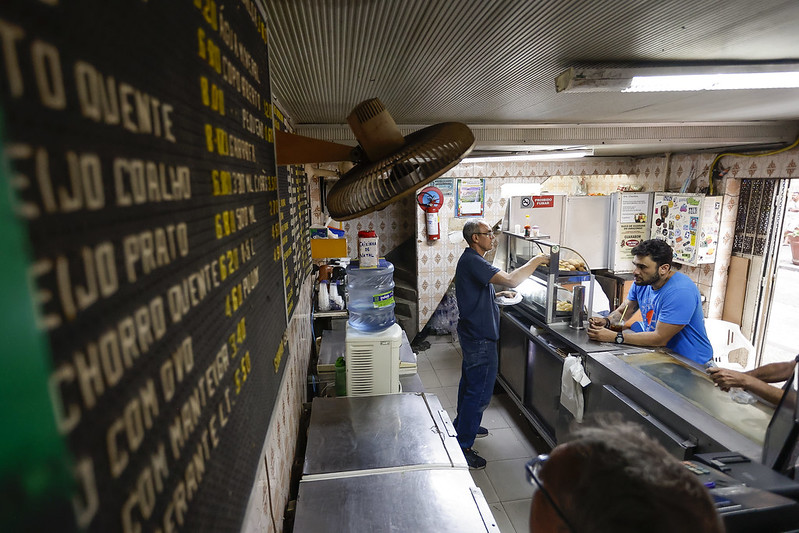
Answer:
[
  {"left": 504, "top": 308, "right": 618, "bottom": 353},
  {"left": 303, "top": 393, "right": 466, "bottom": 479},
  {"left": 297, "top": 393, "right": 496, "bottom": 531},
  {"left": 619, "top": 351, "right": 772, "bottom": 445},
  {"left": 499, "top": 307, "right": 774, "bottom": 460},
  {"left": 585, "top": 350, "right": 772, "bottom": 459},
  {"left": 546, "top": 321, "right": 620, "bottom": 353},
  {"left": 294, "top": 469, "right": 499, "bottom": 532}
]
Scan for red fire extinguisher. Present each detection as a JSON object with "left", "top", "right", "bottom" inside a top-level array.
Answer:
[{"left": 416, "top": 186, "right": 444, "bottom": 241}]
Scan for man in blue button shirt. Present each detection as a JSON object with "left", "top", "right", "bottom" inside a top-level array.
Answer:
[
  {"left": 455, "top": 219, "right": 548, "bottom": 469},
  {"left": 587, "top": 239, "right": 713, "bottom": 365}
]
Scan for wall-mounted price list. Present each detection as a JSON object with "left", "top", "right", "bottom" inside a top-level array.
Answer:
[
  {"left": 0, "top": 1, "right": 288, "bottom": 531},
  {"left": 273, "top": 106, "right": 311, "bottom": 321}
]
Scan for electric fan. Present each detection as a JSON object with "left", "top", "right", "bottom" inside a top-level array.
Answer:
[{"left": 276, "top": 98, "right": 475, "bottom": 220}]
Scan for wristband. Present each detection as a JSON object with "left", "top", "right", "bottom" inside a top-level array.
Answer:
[{"left": 604, "top": 317, "right": 611, "bottom": 328}]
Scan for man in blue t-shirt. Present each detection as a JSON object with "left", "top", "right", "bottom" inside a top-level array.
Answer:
[
  {"left": 587, "top": 239, "right": 713, "bottom": 365},
  {"left": 454, "top": 219, "right": 548, "bottom": 469}
]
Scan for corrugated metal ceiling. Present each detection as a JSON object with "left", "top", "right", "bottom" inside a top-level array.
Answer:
[{"left": 263, "top": 0, "right": 799, "bottom": 156}]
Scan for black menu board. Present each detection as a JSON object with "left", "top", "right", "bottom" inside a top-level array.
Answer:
[
  {"left": 0, "top": 1, "right": 287, "bottom": 531},
  {"left": 273, "top": 106, "right": 312, "bottom": 320}
]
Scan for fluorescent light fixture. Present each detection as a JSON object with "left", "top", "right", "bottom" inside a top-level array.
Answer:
[
  {"left": 463, "top": 149, "right": 593, "bottom": 163},
  {"left": 625, "top": 72, "right": 799, "bottom": 92},
  {"left": 556, "top": 64, "right": 799, "bottom": 93}
]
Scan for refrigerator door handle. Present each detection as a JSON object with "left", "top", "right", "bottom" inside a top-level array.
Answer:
[{"left": 436, "top": 408, "right": 458, "bottom": 438}]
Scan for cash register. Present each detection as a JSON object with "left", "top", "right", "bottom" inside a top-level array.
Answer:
[{"left": 688, "top": 360, "right": 799, "bottom": 532}]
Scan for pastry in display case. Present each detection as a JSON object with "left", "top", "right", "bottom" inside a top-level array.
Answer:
[
  {"left": 501, "top": 233, "right": 594, "bottom": 324},
  {"left": 514, "top": 277, "right": 575, "bottom": 317}
]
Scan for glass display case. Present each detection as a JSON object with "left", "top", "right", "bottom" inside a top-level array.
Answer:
[{"left": 504, "top": 233, "right": 594, "bottom": 324}]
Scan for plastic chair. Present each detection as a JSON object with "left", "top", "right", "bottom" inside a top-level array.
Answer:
[{"left": 704, "top": 318, "right": 756, "bottom": 371}]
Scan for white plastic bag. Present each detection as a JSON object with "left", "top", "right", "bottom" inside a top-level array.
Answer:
[{"left": 560, "top": 355, "right": 591, "bottom": 422}]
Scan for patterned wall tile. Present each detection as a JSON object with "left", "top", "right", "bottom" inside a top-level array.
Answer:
[
  {"left": 710, "top": 177, "right": 741, "bottom": 319},
  {"left": 306, "top": 167, "right": 416, "bottom": 261},
  {"left": 725, "top": 151, "right": 799, "bottom": 179},
  {"left": 244, "top": 274, "right": 313, "bottom": 531}
]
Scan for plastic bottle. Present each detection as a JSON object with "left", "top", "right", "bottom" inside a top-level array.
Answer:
[
  {"left": 335, "top": 356, "right": 346, "bottom": 396},
  {"left": 728, "top": 387, "right": 757, "bottom": 405},
  {"left": 705, "top": 361, "right": 757, "bottom": 405},
  {"left": 346, "top": 259, "right": 396, "bottom": 331}
]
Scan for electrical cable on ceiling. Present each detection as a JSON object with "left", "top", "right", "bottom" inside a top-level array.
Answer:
[{"left": 708, "top": 136, "right": 799, "bottom": 195}]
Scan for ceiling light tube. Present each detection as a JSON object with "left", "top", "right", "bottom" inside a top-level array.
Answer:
[
  {"left": 556, "top": 64, "right": 799, "bottom": 93},
  {"left": 463, "top": 150, "right": 593, "bottom": 163},
  {"left": 624, "top": 72, "right": 799, "bottom": 92}
]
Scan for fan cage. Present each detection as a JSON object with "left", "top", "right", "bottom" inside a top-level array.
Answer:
[{"left": 327, "top": 122, "right": 474, "bottom": 220}]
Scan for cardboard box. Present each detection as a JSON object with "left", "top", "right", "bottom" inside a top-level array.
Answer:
[{"left": 311, "top": 238, "right": 347, "bottom": 259}]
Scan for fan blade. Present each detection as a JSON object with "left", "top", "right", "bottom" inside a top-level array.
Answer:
[
  {"left": 327, "top": 122, "right": 475, "bottom": 220},
  {"left": 275, "top": 130, "right": 357, "bottom": 165}
]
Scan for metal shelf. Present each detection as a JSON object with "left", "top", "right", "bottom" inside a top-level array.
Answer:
[{"left": 313, "top": 310, "right": 348, "bottom": 319}]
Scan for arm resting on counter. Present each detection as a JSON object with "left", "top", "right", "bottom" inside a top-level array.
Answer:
[
  {"left": 587, "top": 302, "right": 682, "bottom": 347},
  {"left": 490, "top": 254, "right": 549, "bottom": 288},
  {"left": 615, "top": 321, "right": 684, "bottom": 347},
  {"left": 707, "top": 367, "right": 788, "bottom": 405},
  {"left": 748, "top": 360, "right": 797, "bottom": 383}
]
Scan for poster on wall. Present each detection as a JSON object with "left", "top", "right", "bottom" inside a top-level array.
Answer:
[
  {"left": 455, "top": 178, "right": 484, "bottom": 217},
  {"left": 432, "top": 178, "right": 454, "bottom": 196},
  {"left": 651, "top": 193, "right": 721, "bottom": 266},
  {"left": 617, "top": 223, "right": 648, "bottom": 263},
  {"left": 611, "top": 192, "right": 653, "bottom": 271},
  {"left": 620, "top": 193, "right": 650, "bottom": 224},
  {"left": 0, "top": 1, "right": 289, "bottom": 531}
]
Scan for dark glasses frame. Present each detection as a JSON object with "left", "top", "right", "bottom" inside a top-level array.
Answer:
[{"left": 525, "top": 454, "right": 577, "bottom": 533}]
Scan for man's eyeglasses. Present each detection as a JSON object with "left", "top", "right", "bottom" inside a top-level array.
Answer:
[
  {"left": 475, "top": 232, "right": 495, "bottom": 239},
  {"left": 525, "top": 454, "right": 577, "bottom": 532}
]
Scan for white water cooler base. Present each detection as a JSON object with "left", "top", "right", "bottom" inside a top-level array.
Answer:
[{"left": 345, "top": 323, "right": 402, "bottom": 396}]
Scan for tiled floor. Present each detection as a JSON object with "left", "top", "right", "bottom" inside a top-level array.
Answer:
[{"left": 416, "top": 333, "right": 548, "bottom": 533}]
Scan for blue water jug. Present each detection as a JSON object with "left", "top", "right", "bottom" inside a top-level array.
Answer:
[{"left": 346, "top": 259, "right": 396, "bottom": 331}]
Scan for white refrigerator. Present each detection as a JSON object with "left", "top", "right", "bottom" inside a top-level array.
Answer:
[
  {"left": 506, "top": 194, "right": 566, "bottom": 239},
  {"left": 507, "top": 194, "right": 612, "bottom": 269}
]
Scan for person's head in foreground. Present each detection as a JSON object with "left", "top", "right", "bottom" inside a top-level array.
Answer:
[{"left": 528, "top": 416, "right": 724, "bottom": 533}]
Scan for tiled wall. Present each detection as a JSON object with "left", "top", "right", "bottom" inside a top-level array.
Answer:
[
  {"left": 241, "top": 274, "right": 313, "bottom": 532},
  {"left": 650, "top": 153, "right": 723, "bottom": 317},
  {"left": 630, "top": 148, "right": 799, "bottom": 319},
  {"left": 710, "top": 146, "right": 799, "bottom": 318},
  {"left": 724, "top": 149, "right": 799, "bottom": 180}
]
